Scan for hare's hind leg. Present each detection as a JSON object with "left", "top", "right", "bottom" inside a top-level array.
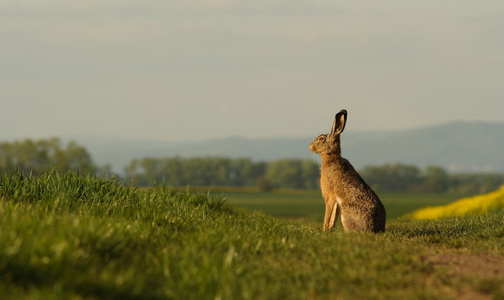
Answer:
[{"left": 323, "top": 200, "right": 340, "bottom": 231}]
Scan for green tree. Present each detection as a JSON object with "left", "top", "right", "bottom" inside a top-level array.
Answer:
[
  {"left": 266, "top": 159, "right": 319, "bottom": 189},
  {"left": 301, "top": 160, "right": 320, "bottom": 190},
  {"left": 360, "top": 163, "right": 421, "bottom": 192},
  {"left": 421, "top": 166, "right": 448, "bottom": 192},
  {"left": 0, "top": 138, "right": 108, "bottom": 176}
]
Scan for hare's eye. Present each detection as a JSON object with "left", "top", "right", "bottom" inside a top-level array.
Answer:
[{"left": 318, "top": 136, "right": 325, "bottom": 141}]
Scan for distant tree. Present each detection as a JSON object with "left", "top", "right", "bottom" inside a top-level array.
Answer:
[
  {"left": 124, "top": 157, "right": 318, "bottom": 189},
  {"left": 360, "top": 163, "right": 421, "bottom": 192},
  {"left": 360, "top": 164, "right": 504, "bottom": 194},
  {"left": 266, "top": 159, "right": 319, "bottom": 189},
  {"left": 266, "top": 160, "right": 301, "bottom": 189},
  {"left": 124, "top": 157, "right": 268, "bottom": 187},
  {"left": 123, "top": 156, "right": 504, "bottom": 194},
  {"left": 124, "top": 158, "right": 142, "bottom": 185},
  {"left": 0, "top": 137, "right": 109, "bottom": 176},
  {"left": 448, "top": 173, "right": 504, "bottom": 195},
  {"left": 301, "top": 160, "right": 320, "bottom": 190},
  {"left": 256, "top": 177, "right": 274, "bottom": 192},
  {"left": 421, "top": 166, "right": 448, "bottom": 192}
]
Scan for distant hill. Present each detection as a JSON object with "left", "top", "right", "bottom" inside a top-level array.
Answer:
[{"left": 67, "top": 122, "right": 504, "bottom": 174}]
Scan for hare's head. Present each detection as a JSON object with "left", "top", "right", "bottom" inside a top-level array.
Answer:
[{"left": 310, "top": 109, "right": 347, "bottom": 155}]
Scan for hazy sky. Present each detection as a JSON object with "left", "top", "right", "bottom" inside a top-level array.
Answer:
[{"left": 2, "top": 1, "right": 503, "bottom": 142}]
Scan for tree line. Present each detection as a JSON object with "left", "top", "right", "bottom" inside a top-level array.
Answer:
[
  {"left": 0, "top": 138, "right": 110, "bottom": 176},
  {"left": 124, "top": 157, "right": 320, "bottom": 190},
  {"left": 359, "top": 164, "right": 504, "bottom": 194},
  {"left": 2, "top": 138, "right": 503, "bottom": 194},
  {"left": 126, "top": 157, "right": 504, "bottom": 194}
]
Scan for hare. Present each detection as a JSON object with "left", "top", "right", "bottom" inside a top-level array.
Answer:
[{"left": 310, "top": 110, "right": 386, "bottom": 233}]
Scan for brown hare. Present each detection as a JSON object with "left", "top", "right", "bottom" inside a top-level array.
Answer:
[{"left": 310, "top": 109, "right": 386, "bottom": 233}]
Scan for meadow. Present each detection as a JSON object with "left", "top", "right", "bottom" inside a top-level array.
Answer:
[
  {"left": 219, "top": 189, "right": 465, "bottom": 222},
  {"left": 0, "top": 172, "right": 503, "bottom": 299}
]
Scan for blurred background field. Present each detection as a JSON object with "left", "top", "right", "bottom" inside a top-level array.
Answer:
[{"left": 211, "top": 189, "right": 465, "bottom": 223}]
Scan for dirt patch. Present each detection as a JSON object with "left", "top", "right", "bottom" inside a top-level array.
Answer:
[
  {"left": 428, "top": 249, "right": 504, "bottom": 300},
  {"left": 430, "top": 250, "right": 504, "bottom": 278}
]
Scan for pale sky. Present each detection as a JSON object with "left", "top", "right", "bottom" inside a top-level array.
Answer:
[{"left": 1, "top": 1, "right": 503, "bottom": 142}]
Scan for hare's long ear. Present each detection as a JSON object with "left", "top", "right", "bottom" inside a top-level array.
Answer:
[{"left": 331, "top": 109, "right": 347, "bottom": 136}]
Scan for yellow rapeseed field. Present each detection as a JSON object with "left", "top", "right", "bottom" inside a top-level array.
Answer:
[{"left": 410, "top": 185, "right": 504, "bottom": 219}]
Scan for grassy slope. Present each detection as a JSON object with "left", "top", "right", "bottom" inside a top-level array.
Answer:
[{"left": 1, "top": 172, "right": 503, "bottom": 300}]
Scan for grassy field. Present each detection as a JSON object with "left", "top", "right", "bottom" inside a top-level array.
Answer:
[
  {"left": 219, "top": 189, "right": 464, "bottom": 222},
  {"left": 1, "top": 172, "right": 503, "bottom": 299}
]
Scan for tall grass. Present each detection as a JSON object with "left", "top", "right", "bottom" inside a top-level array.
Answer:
[{"left": 1, "top": 171, "right": 503, "bottom": 299}]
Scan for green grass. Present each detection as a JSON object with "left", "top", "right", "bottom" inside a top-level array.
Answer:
[
  {"left": 1, "top": 172, "right": 503, "bottom": 299},
  {"left": 221, "top": 189, "right": 463, "bottom": 222}
]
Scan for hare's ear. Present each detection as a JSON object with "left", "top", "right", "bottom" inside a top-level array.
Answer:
[{"left": 331, "top": 109, "right": 347, "bottom": 136}]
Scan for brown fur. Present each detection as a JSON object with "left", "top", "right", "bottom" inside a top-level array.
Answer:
[{"left": 310, "top": 110, "right": 386, "bottom": 233}]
